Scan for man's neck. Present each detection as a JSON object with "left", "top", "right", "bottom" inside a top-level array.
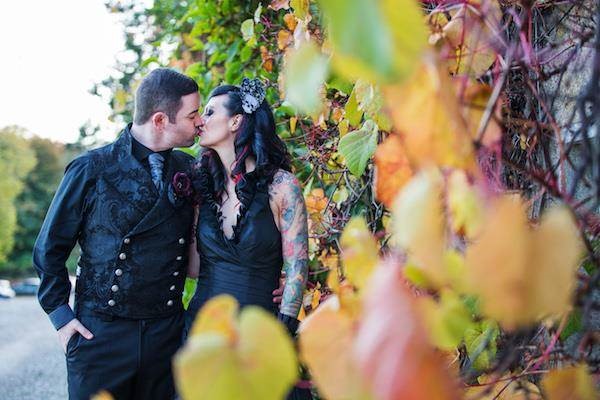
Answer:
[{"left": 130, "top": 123, "right": 171, "bottom": 152}]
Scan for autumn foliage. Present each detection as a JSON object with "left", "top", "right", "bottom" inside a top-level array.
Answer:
[{"left": 102, "top": 0, "right": 600, "bottom": 398}]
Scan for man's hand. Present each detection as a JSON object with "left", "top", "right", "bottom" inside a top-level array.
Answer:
[
  {"left": 58, "top": 318, "right": 93, "bottom": 354},
  {"left": 272, "top": 272, "right": 286, "bottom": 306}
]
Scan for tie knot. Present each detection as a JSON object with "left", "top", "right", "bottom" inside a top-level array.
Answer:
[{"left": 148, "top": 152, "right": 165, "bottom": 168}]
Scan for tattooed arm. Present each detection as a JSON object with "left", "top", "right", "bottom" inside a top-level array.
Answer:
[{"left": 270, "top": 170, "right": 309, "bottom": 319}]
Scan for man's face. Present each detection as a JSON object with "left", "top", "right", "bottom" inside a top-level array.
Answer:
[{"left": 163, "top": 92, "right": 201, "bottom": 148}]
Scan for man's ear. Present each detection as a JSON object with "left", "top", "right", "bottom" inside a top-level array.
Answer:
[
  {"left": 229, "top": 114, "right": 243, "bottom": 132},
  {"left": 151, "top": 112, "right": 168, "bottom": 131}
]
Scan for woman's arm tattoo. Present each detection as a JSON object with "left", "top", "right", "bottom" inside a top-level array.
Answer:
[{"left": 270, "top": 171, "right": 309, "bottom": 317}]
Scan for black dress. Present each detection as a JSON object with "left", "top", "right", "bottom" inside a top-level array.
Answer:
[{"left": 185, "top": 169, "right": 312, "bottom": 400}]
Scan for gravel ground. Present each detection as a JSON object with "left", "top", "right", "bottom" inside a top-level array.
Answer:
[{"left": 0, "top": 296, "right": 67, "bottom": 399}]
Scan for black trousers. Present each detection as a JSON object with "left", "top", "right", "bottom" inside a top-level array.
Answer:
[{"left": 66, "top": 310, "right": 184, "bottom": 400}]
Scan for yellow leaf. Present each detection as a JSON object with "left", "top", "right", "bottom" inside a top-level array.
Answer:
[
  {"left": 465, "top": 375, "right": 542, "bottom": 399},
  {"left": 175, "top": 297, "right": 298, "bottom": 400},
  {"left": 338, "top": 118, "right": 350, "bottom": 136},
  {"left": 299, "top": 297, "right": 374, "bottom": 400},
  {"left": 340, "top": 217, "right": 379, "bottom": 290},
  {"left": 384, "top": 59, "right": 477, "bottom": 171},
  {"left": 392, "top": 168, "right": 447, "bottom": 288},
  {"left": 447, "top": 169, "right": 485, "bottom": 239},
  {"left": 418, "top": 289, "right": 476, "bottom": 351},
  {"left": 441, "top": 1, "right": 502, "bottom": 77},
  {"left": 311, "top": 289, "right": 322, "bottom": 309},
  {"left": 291, "top": 0, "right": 310, "bottom": 20},
  {"left": 289, "top": 116, "right": 298, "bottom": 133},
  {"left": 465, "top": 197, "right": 583, "bottom": 329},
  {"left": 91, "top": 391, "right": 114, "bottom": 400},
  {"left": 374, "top": 134, "right": 413, "bottom": 208},
  {"left": 189, "top": 294, "right": 238, "bottom": 343},
  {"left": 542, "top": 364, "right": 598, "bottom": 400}
]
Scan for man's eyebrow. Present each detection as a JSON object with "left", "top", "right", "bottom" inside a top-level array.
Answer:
[{"left": 187, "top": 109, "right": 199, "bottom": 116}]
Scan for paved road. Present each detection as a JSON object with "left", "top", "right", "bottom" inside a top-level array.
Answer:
[{"left": 0, "top": 296, "right": 67, "bottom": 399}]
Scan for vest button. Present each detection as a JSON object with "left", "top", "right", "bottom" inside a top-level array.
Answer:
[
  {"left": 123, "top": 238, "right": 131, "bottom": 244},
  {"left": 111, "top": 285, "right": 119, "bottom": 292},
  {"left": 118, "top": 253, "right": 127, "bottom": 260},
  {"left": 167, "top": 300, "right": 174, "bottom": 306},
  {"left": 173, "top": 271, "right": 179, "bottom": 277},
  {"left": 170, "top": 285, "right": 176, "bottom": 291},
  {"left": 178, "top": 238, "right": 185, "bottom": 245},
  {"left": 115, "top": 269, "right": 123, "bottom": 276},
  {"left": 176, "top": 255, "right": 183, "bottom": 261},
  {"left": 108, "top": 299, "right": 116, "bottom": 306}
]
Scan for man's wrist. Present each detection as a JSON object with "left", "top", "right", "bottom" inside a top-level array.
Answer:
[{"left": 49, "top": 304, "right": 75, "bottom": 330}]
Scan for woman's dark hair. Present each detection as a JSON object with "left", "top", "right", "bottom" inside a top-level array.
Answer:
[{"left": 198, "top": 84, "right": 291, "bottom": 203}]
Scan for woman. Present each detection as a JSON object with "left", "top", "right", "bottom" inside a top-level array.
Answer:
[{"left": 185, "top": 79, "right": 310, "bottom": 397}]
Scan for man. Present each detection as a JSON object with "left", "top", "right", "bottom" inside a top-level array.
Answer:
[{"left": 33, "top": 68, "right": 200, "bottom": 399}]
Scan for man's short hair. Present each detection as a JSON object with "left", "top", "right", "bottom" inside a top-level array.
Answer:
[{"left": 133, "top": 68, "right": 199, "bottom": 125}]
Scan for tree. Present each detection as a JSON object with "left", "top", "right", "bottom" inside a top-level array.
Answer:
[
  {"left": 0, "top": 126, "right": 36, "bottom": 263},
  {"left": 7, "top": 137, "right": 64, "bottom": 274}
]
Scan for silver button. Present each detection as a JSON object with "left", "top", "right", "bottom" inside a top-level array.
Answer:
[
  {"left": 176, "top": 255, "right": 183, "bottom": 261},
  {"left": 123, "top": 238, "right": 131, "bottom": 244},
  {"left": 167, "top": 300, "right": 174, "bottom": 306},
  {"left": 173, "top": 271, "right": 179, "bottom": 277},
  {"left": 111, "top": 285, "right": 119, "bottom": 292},
  {"left": 119, "top": 253, "right": 127, "bottom": 260},
  {"left": 115, "top": 269, "right": 123, "bottom": 276},
  {"left": 108, "top": 299, "right": 116, "bottom": 306},
  {"left": 178, "top": 238, "right": 185, "bottom": 245},
  {"left": 170, "top": 285, "right": 176, "bottom": 291}
]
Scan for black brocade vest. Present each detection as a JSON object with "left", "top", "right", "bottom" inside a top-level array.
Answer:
[{"left": 75, "top": 129, "right": 194, "bottom": 318}]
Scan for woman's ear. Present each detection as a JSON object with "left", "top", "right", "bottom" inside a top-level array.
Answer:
[{"left": 229, "top": 114, "right": 243, "bottom": 132}]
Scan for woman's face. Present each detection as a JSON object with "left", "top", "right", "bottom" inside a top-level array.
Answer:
[{"left": 198, "top": 94, "right": 239, "bottom": 150}]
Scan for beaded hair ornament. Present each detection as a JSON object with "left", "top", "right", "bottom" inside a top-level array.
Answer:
[{"left": 239, "top": 77, "right": 266, "bottom": 114}]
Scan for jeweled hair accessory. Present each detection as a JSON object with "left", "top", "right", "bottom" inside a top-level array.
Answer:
[{"left": 239, "top": 77, "right": 266, "bottom": 114}]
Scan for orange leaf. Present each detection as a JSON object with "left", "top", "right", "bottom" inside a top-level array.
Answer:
[
  {"left": 305, "top": 188, "right": 328, "bottom": 215},
  {"left": 284, "top": 13, "right": 298, "bottom": 31},
  {"left": 542, "top": 364, "right": 598, "bottom": 400},
  {"left": 299, "top": 297, "right": 374, "bottom": 400},
  {"left": 355, "top": 258, "right": 461, "bottom": 400},
  {"left": 277, "top": 29, "right": 293, "bottom": 50},
  {"left": 374, "top": 134, "right": 413, "bottom": 208}
]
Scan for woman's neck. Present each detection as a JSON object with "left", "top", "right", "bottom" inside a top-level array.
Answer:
[{"left": 213, "top": 147, "right": 256, "bottom": 179}]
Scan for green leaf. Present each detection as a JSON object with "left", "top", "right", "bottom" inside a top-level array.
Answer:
[
  {"left": 560, "top": 310, "right": 583, "bottom": 341},
  {"left": 318, "top": 0, "right": 427, "bottom": 83},
  {"left": 338, "top": 120, "right": 378, "bottom": 176},
  {"left": 284, "top": 41, "right": 329, "bottom": 115},
  {"left": 344, "top": 86, "right": 363, "bottom": 127},
  {"left": 464, "top": 320, "right": 499, "bottom": 371},
  {"left": 241, "top": 19, "right": 254, "bottom": 41}
]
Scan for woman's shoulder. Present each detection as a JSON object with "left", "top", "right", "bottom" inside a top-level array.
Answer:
[{"left": 269, "top": 169, "right": 303, "bottom": 200}]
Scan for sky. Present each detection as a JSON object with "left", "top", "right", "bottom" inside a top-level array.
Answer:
[{"left": 0, "top": 1, "right": 125, "bottom": 143}]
